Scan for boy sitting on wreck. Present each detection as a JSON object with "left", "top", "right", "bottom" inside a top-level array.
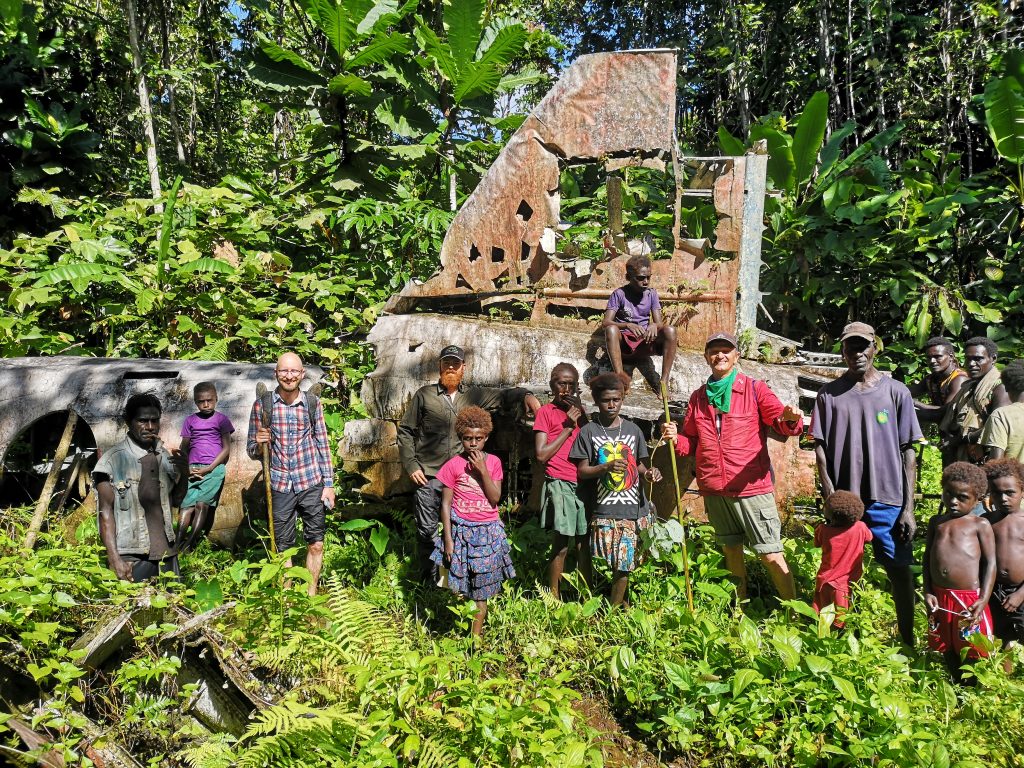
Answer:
[{"left": 602, "top": 255, "right": 677, "bottom": 392}]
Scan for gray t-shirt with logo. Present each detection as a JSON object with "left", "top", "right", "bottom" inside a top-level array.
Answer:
[{"left": 811, "top": 375, "right": 923, "bottom": 507}]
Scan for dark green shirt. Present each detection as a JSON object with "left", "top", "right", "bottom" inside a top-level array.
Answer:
[{"left": 397, "top": 383, "right": 529, "bottom": 477}]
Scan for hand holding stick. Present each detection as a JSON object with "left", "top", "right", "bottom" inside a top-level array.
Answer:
[
  {"left": 256, "top": 382, "right": 276, "bottom": 554},
  {"left": 661, "top": 382, "right": 693, "bottom": 613}
]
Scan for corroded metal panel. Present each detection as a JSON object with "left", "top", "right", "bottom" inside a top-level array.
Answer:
[
  {"left": 385, "top": 49, "right": 769, "bottom": 351},
  {"left": 389, "top": 50, "right": 678, "bottom": 306}
]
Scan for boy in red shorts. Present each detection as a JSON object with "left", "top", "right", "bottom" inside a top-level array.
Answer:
[
  {"left": 983, "top": 458, "right": 1024, "bottom": 667},
  {"left": 813, "top": 491, "right": 873, "bottom": 628},
  {"left": 924, "top": 462, "right": 997, "bottom": 680}
]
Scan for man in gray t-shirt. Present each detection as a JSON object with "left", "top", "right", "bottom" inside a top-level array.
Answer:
[{"left": 812, "top": 322, "right": 923, "bottom": 646}]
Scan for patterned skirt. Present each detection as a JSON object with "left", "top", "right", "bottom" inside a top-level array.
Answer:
[
  {"left": 591, "top": 513, "right": 653, "bottom": 573},
  {"left": 431, "top": 513, "right": 516, "bottom": 601}
]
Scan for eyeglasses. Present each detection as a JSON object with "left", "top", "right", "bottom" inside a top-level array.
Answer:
[{"left": 276, "top": 369, "right": 303, "bottom": 376}]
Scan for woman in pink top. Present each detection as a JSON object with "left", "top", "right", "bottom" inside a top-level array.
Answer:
[
  {"left": 534, "top": 363, "right": 591, "bottom": 599},
  {"left": 432, "top": 406, "right": 515, "bottom": 636}
]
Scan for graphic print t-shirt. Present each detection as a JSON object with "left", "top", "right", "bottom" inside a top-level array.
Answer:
[
  {"left": 436, "top": 453, "right": 503, "bottom": 523},
  {"left": 569, "top": 419, "right": 648, "bottom": 520}
]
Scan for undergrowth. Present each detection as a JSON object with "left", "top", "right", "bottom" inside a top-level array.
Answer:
[{"left": 3, "top": 462, "right": 1024, "bottom": 767}]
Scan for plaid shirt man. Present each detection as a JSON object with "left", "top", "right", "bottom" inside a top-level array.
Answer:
[{"left": 246, "top": 391, "right": 334, "bottom": 493}]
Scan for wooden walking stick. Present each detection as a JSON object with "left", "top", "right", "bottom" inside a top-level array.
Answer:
[
  {"left": 661, "top": 382, "right": 694, "bottom": 613},
  {"left": 255, "top": 382, "right": 276, "bottom": 554}
]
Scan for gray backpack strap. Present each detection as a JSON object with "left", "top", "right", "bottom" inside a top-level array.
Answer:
[{"left": 304, "top": 390, "right": 320, "bottom": 418}]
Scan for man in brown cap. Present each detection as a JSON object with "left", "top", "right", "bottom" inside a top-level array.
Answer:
[
  {"left": 398, "top": 345, "right": 541, "bottom": 584},
  {"left": 661, "top": 331, "right": 803, "bottom": 604},
  {"left": 811, "top": 322, "right": 923, "bottom": 646}
]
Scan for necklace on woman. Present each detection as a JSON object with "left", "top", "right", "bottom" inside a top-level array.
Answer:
[{"left": 598, "top": 416, "right": 622, "bottom": 443}]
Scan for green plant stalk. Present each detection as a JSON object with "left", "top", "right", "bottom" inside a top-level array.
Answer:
[
  {"left": 155, "top": 174, "right": 183, "bottom": 355},
  {"left": 661, "top": 381, "right": 693, "bottom": 613}
]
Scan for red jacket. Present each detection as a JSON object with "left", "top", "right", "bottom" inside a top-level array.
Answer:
[{"left": 675, "top": 373, "right": 803, "bottom": 497}]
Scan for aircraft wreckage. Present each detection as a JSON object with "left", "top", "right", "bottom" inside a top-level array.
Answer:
[{"left": 341, "top": 49, "right": 841, "bottom": 518}]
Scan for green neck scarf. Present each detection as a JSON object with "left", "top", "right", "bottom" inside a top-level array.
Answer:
[{"left": 705, "top": 367, "right": 738, "bottom": 413}]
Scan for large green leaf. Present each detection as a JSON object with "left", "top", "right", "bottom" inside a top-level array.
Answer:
[
  {"left": 750, "top": 124, "right": 794, "bottom": 194},
  {"left": 176, "top": 258, "right": 238, "bottom": 275},
  {"left": 347, "top": 32, "right": 411, "bottom": 68},
  {"left": 375, "top": 96, "right": 435, "bottom": 138},
  {"left": 475, "top": 24, "right": 526, "bottom": 69},
  {"left": 33, "top": 263, "right": 120, "bottom": 286},
  {"left": 328, "top": 73, "right": 373, "bottom": 98},
  {"left": 1005, "top": 48, "right": 1024, "bottom": 85},
  {"left": 444, "top": 0, "right": 484, "bottom": 72},
  {"left": 792, "top": 90, "right": 828, "bottom": 189},
  {"left": 717, "top": 125, "right": 745, "bottom": 155},
  {"left": 313, "top": 0, "right": 358, "bottom": 59},
  {"left": 355, "top": 0, "right": 399, "bottom": 35},
  {"left": 257, "top": 35, "right": 318, "bottom": 72},
  {"left": 452, "top": 62, "right": 501, "bottom": 103},
  {"left": 495, "top": 66, "right": 545, "bottom": 94},
  {"left": 156, "top": 175, "right": 183, "bottom": 296},
  {"left": 416, "top": 24, "right": 459, "bottom": 83},
  {"left": 984, "top": 76, "right": 1024, "bottom": 164},
  {"left": 814, "top": 122, "right": 903, "bottom": 193},
  {"left": 817, "top": 120, "right": 857, "bottom": 179},
  {"left": 246, "top": 50, "right": 326, "bottom": 92}
]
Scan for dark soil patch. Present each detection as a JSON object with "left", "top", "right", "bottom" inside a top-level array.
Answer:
[{"left": 575, "top": 694, "right": 693, "bottom": 768}]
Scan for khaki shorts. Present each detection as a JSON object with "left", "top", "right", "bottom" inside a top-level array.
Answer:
[{"left": 703, "top": 493, "right": 783, "bottom": 554}]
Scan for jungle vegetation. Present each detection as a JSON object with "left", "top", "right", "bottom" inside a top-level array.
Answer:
[{"left": 2, "top": 0, "right": 1024, "bottom": 765}]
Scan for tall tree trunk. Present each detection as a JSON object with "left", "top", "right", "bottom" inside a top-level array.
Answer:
[
  {"left": 158, "top": 0, "right": 188, "bottom": 168},
  {"left": 125, "top": 0, "right": 163, "bottom": 210},
  {"left": 845, "top": 0, "right": 856, "bottom": 126}
]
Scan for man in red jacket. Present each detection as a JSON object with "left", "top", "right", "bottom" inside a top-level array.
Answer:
[{"left": 662, "top": 332, "right": 803, "bottom": 602}]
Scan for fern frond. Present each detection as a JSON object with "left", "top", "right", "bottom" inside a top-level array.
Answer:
[
  {"left": 185, "top": 337, "right": 230, "bottom": 361},
  {"left": 322, "top": 575, "right": 401, "bottom": 665},
  {"left": 416, "top": 733, "right": 463, "bottom": 768},
  {"left": 176, "top": 732, "right": 237, "bottom": 768},
  {"left": 234, "top": 701, "right": 366, "bottom": 768}
]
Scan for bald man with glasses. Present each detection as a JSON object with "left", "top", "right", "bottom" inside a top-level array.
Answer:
[{"left": 248, "top": 352, "right": 334, "bottom": 595}]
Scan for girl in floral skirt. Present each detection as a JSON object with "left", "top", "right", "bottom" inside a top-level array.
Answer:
[{"left": 432, "top": 406, "right": 515, "bottom": 636}]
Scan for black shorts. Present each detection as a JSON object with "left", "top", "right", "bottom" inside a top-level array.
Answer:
[
  {"left": 271, "top": 485, "right": 327, "bottom": 551},
  {"left": 126, "top": 554, "right": 180, "bottom": 582},
  {"left": 990, "top": 582, "right": 1024, "bottom": 643}
]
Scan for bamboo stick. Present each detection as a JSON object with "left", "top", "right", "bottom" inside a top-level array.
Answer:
[{"left": 25, "top": 410, "right": 78, "bottom": 550}]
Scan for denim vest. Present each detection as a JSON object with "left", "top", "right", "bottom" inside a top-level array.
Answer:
[{"left": 94, "top": 437, "right": 178, "bottom": 556}]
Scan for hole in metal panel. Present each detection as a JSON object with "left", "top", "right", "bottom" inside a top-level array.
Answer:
[{"left": 121, "top": 371, "right": 180, "bottom": 380}]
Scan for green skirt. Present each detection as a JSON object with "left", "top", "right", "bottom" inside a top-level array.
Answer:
[{"left": 539, "top": 477, "right": 588, "bottom": 537}]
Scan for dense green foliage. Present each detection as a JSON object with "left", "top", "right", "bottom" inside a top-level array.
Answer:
[
  {"left": 2, "top": 0, "right": 1022, "bottom": 372},
  {"left": 4, "top": 0, "right": 1024, "bottom": 764},
  {"left": 4, "top": 468, "right": 1024, "bottom": 767}
]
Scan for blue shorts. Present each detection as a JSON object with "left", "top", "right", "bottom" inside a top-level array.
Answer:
[{"left": 863, "top": 502, "right": 913, "bottom": 567}]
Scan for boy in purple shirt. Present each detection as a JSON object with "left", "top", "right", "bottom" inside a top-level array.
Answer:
[
  {"left": 602, "top": 255, "right": 677, "bottom": 392},
  {"left": 177, "top": 382, "right": 234, "bottom": 550}
]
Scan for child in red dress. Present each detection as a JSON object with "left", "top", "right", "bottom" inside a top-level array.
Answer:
[{"left": 813, "top": 491, "right": 873, "bottom": 627}]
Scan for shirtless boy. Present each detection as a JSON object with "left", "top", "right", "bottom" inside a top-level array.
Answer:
[
  {"left": 983, "top": 458, "right": 1024, "bottom": 661},
  {"left": 924, "top": 462, "right": 996, "bottom": 679}
]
